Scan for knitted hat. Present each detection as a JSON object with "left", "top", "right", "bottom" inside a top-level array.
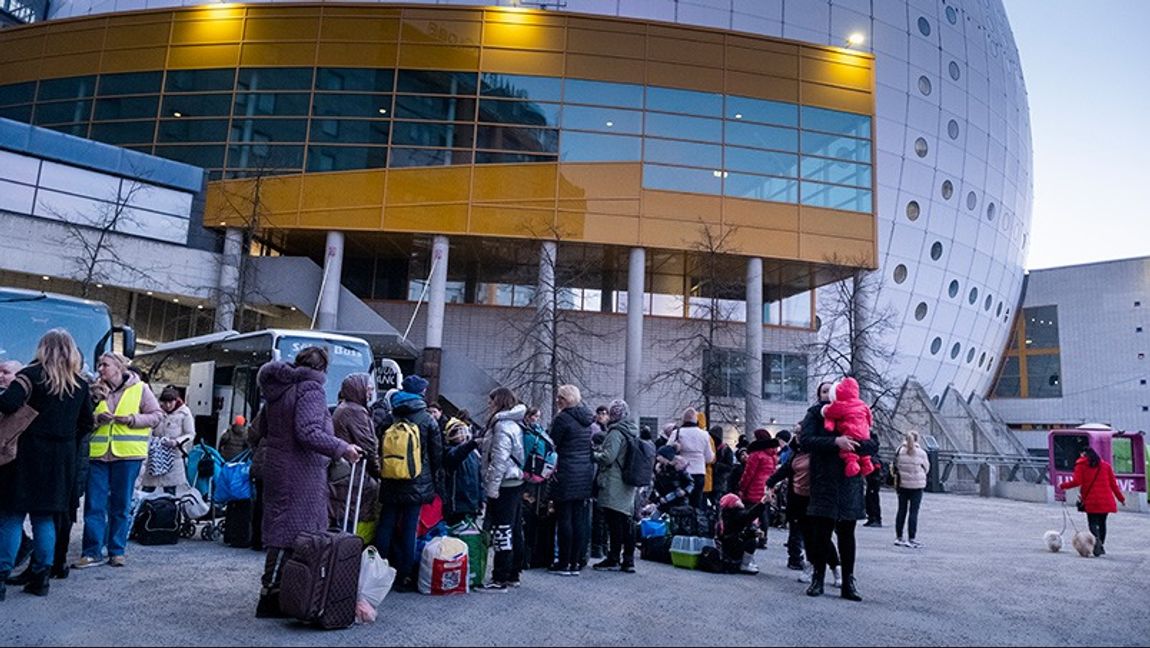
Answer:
[
  {"left": 233, "top": 415, "right": 246, "bottom": 426},
  {"left": 444, "top": 418, "right": 472, "bottom": 445},
  {"left": 608, "top": 398, "right": 630, "bottom": 422},
  {"left": 753, "top": 428, "right": 772, "bottom": 442},
  {"left": 656, "top": 445, "right": 677, "bottom": 462},
  {"left": 719, "top": 493, "right": 744, "bottom": 510},
  {"left": 402, "top": 374, "right": 429, "bottom": 395},
  {"left": 681, "top": 407, "right": 699, "bottom": 426}
]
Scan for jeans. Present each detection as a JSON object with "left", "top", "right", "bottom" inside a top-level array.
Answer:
[
  {"left": 808, "top": 517, "right": 852, "bottom": 581},
  {"left": 486, "top": 484, "right": 524, "bottom": 583},
  {"left": 603, "top": 508, "right": 636, "bottom": 566},
  {"left": 0, "top": 512, "right": 55, "bottom": 573},
  {"left": 373, "top": 502, "right": 421, "bottom": 580},
  {"left": 556, "top": 499, "right": 588, "bottom": 570},
  {"left": 82, "top": 459, "right": 143, "bottom": 559},
  {"left": 1086, "top": 513, "right": 1108, "bottom": 547},
  {"left": 895, "top": 487, "right": 924, "bottom": 540}
]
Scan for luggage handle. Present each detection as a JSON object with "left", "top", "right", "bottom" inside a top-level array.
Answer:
[{"left": 341, "top": 458, "right": 367, "bottom": 534}]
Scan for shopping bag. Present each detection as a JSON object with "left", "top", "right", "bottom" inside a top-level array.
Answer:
[{"left": 356, "top": 547, "right": 396, "bottom": 623}]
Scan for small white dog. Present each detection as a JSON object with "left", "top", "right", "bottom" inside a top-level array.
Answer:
[
  {"left": 1071, "top": 530, "right": 1096, "bottom": 558},
  {"left": 1043, "top": 530, "right": 1063, "bottom": 552}
]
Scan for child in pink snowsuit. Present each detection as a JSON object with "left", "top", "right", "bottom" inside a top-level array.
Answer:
[{"left": 821, "top": 377, "right": 875, "bottom": 478}]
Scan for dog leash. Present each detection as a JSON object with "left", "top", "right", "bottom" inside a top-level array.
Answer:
[{"left": 1059, "top": 498, "right": 1080, "bottom": 536}]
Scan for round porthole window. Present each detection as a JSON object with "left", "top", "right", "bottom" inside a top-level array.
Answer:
[
  {"left": 918, "top": 76, "right": 932, "bottom": 96},
  {"left": 894, "top": 264, "right": 908, "bottom": 284},
  {"left": 918, "top": 16, "right": 931, "bottom": 36},
  {"left": 946, "top": 6, "right": 958, "bottom": 24},
  {"left": 987, "top": 356, "right": 994, "bottom": 372},
  {"left": 984, "top": 294, "right": 993, "bottom": 311},
  {"left": 996, "top": 302, "right": 1003, "bottom": 317},
  {"left": 968, "top": 286, "right": 979, "bottom": 304},
  {"left": 915, "top": 137, "right": 929, "bottom": 158},
  {"left": 949, "top": 60, "right": 961, "bottom": 81},
  {"left": 948, "top": 279, "right": 960, "bottom": 298},
  {"left": 987, "top": 202, "right": 996, "bottom": 221},
  {"left": 967, "top": 191, "right": 978, "bottom": 210},
  {"left": 930, "top": 337, "right": 942, "bottom": 355},
  {"left": 941, "top": 179, "right": 954, "bottom": 200},
  {"left": 915, "top": 302, "right": 928, "bottom": 321},
  {"left": 966, "top": 347, "right": 976, "bottom": 363},
  {"left": 907, "top": 200, "right": 921, "bottom": 221},
  {"left": 979, "top": 351, "right": 987, "bottom": 367},
  {"left": 930, "top": 241, "right": 944, "bottom": 261},
  {"left": 948, "top": 119, "right": 960, "bottom": 140},
  {"left": 950, "top": 342, "right": 961, "bottom": 359}
]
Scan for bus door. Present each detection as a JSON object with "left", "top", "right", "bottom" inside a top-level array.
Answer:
[
  {"left": 1109, "top": 432, "right": 1147, "bottom": 498},
  {"left": 1049, "top": 431, "right": 1093, "bottom": 502}
]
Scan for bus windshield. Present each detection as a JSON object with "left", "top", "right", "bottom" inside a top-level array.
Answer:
[
  {"left": 276, "top": 334, "right": 373, "bottom": 405},
  {"left": 0, "top": 293, "right": 113, "bottom": 372}
]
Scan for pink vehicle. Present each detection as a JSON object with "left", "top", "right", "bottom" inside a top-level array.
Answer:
[{"left": 1048, "top": 425, "right": 1146, "bottom": 502}]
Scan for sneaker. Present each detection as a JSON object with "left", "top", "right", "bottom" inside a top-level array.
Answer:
[
  {"left": 908, "top": 539, "right": 923, "bottom": 549},
  {"left": 619, "top": 563, "right": 636, "bottom": 574},
  {"left": 592, "top": 559, "right": 620, "bottom": 571},
  {"left": 831, "top": 566, "right": 842, "bottom": 588},
  {"left": 72, "top": 556, "right": 104, "bottom": 570},
  {"left": 894, "top": 538, "right": 910, "bottom": 547},
  {"left": 863, "top": 520, "right": 883, "bottom": 528},
  {"left": 786, "top": 561, "right": 805, "bottom": 571},
  {"left": 108, "top": 556, "right": 126, "bottom": 567},
  {"left": 503, "top": 579, "right": 522, "bottom": 588},
  {"left": 797, "top": 565, "right": 812, "bottom": 583},
  {"left": 478, "top": 583, "right": 508, "bottom": 593},
  {"left": 564, "top": 567, "right": 581, "bottom": 577},
  {"left": 547, "top": 563, "right": 571, "bottom": 576}
]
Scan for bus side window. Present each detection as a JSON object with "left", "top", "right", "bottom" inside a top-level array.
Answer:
[
  {"left": 1111, "top": 437, "right": 1134, "bottom": 474},
  {"left": 1053, "top": 435, "right": 1088, "bottom": 471}
]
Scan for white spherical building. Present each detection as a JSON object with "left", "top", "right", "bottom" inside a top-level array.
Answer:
[{"left": 41, "top": 0, "right": 1032, "bottom": 403}]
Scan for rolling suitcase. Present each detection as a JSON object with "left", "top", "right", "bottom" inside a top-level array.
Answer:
[
  {"left": 279, "top": 460, "right": 366, "bottom": 630},
  {"left": 224, "top": 498, "right": 253, "bottom": 548}
]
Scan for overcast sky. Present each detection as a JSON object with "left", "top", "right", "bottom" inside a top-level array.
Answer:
[{"left": 1005, "top": 0, "right": 1150, "bottom": 270}]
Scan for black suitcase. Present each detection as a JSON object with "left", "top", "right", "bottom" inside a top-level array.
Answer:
[
  {"left": 640, "top": 535, "right": 673, "bottom": 564},
  {"left": 279, "top": 461, "right": 366, "bottom": 630},
  {"left": 134, "top": 496, "right": 180, "bottom": 546},
  {"left": 224, "top": 499, "right": 253, "bottom": 548}
]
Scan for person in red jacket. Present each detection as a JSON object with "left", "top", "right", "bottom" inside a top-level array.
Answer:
[
  {"left": 1059, "top": 447, "right": 1126, "bottom": 557},
  {"left": 739, "top": 429, "right": 779, "bottom": 548}
]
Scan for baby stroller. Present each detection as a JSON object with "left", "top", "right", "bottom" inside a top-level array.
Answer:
[{"left": 182, "top": 441, "right": 225, "bottom": 541}]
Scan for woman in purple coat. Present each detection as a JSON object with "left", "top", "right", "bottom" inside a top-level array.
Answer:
[{"left": 253, "top": 347, "right": 362, "bottom": 618}]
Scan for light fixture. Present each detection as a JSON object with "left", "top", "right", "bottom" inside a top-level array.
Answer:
[
  {"left": 378, "top": 108, "right": 388, "bottom": 114},
  {"left": 172, "top": 298, "right": 180, "bottom": 303},
  {"left": 96, "top": 283, "right": 104, "bottom": 288},
  {"left": 146, "top": 291, "right": 153, "bottom": 296},
  {"left": 172, "top": 111, "right": 183, "bottom": 118},
  {"left": 734, "top": 113, "right": 743, "bottom": 119},
  {"left": 41, "top": 275, "right": 50, "bottom": 281},
  {"left": 219, "top": 221, "right": 227, "bottom": 226},
  {"left": 846, "top": 32, "right": 865, "bottom": 48},
  {"left": 290, "top": 306, "right": 297, "bottom": 311},
  {"left": 712, "top": 170, "right": 728, "bottom": 178},
  {"left": 197, "top": 305, "right": 204, "bottom": 310}
]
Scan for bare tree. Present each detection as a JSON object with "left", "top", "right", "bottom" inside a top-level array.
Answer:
[{"left": 645, "top": 222, "right": 746, "bottom": 428}]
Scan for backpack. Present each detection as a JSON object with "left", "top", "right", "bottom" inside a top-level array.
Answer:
[
  {"left": 381, "top": 419, "right": 422, "bottom": 480},
  {"left": 133, "top": 495, "right": 180, "bottom": 546},
  {"left": 517, "top": 423, "right": 558, "bottom": 484},
  {"left": 621, "top": 435, "right": 656, "bottom": 487}
]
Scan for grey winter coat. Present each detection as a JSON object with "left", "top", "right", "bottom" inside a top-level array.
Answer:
[
  {"left": 255, "top": 362, "right": 350, "bottom": 549},
  {"left": 482, "top": 404, "right": 525, "bottom": 499},
  {"left": 548, "top": 404, "right": 595, "bottom": 502},
  {"left": 140, "top": 404, "right": 195, "bottom": 489},
  {"left": 594, "top": 418, "right": 639, "bottom": 515},
  {"left": 801, "top": 402, "right": 878, "bottom": 521}
]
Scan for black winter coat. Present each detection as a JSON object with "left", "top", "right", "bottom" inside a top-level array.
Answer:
[
  {"left": 0, "top": 365, "right": 93, "bottom": 513},
  {"left": 375, "top": 395, "right": 443, "bottom": 506},
  {"left": 442, "top": 439, "right": 483, "bottom": 518},
  {"left": 548, "top": 404, "right": 595, "bottom": 502},
  {"left": 711, "top": 442, "right": 735, "bottom": 495},
  {"left": 800, "top": 401, "right": 877, "bottom": 521}
]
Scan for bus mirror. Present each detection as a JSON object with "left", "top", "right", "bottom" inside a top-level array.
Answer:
[{"left": 117, "top": 325, "right": 137, "bottom": 359}]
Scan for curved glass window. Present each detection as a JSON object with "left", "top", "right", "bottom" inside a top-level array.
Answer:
[
  {"left": 229, "top": 119, "right": 308, "bottom": 144},
  {"left": 724, "top": 147, "right": 798, "bottom": 177},
  {"left": 396, "top": 69, "right": 477, "bottom": 96},
  {"left": 562, "top": 105, "right": 641, "bottom": 134},
  {"left": 313, "top": 93, "right": 393, "bottom": 118},
  {"left": 560, "top": 131, "right": 641, "bottom": 162},
  {"left": 967, "top": 347, "right": 976, "bottom": 364},
  {"left": 1, "top": 82, "right": 35, "bottom": 105},
  {"left": 646, "top": 139, "right": 722, "bottom": 168},
  {"left": 94, "top": 96, "right": 159, "bottom": 121},
  {"left": 163, "top": 94, "right": 232, "bottom": 118},
  {"left": 226, "top": 144, "right": 305, "bottom": 171},
  {"left": 34, "top": 100, "right": 91, "bottom": 125},
  {"left": 966, "top": 191, "right": 978, "bottom": 210},
  {"left": 390, "top": 148, "right": 471, "bottom": 168},
  {"left": 158, "top": 119, "right": 229, "bottom": 143},
  {"left": 801, "top": 132, "right": 870, "bottom": 162},
  {"left": 968, "top": 286, "right": 979, "bottom": 305},
  {"left": 565, "top": 79, "right": 643, "bottom": 109},
  {"left": 394, "top": 95, "right": 475, "bottom": 122},
  {"left": 98, "top": 71, "right": 162, "bottom": 96},
  {"left": 310, "top": 119, "right": 389, "bottom": 144},
  {"left": 234, "top": 92, "right": 310, "bottom": 117},
  {"left": 306, "top": 145, "right": 388, "bottom": 172},
  {"left": 392, "top": 121, "right": 474, "bottom": 148},
  {"left": 727, "top": 121, "right": 797, "bottom": 151},
  {"left": 801, "top": 106, "right": 870, "bottom": 138},
  {"left": 480, "top": 73, "right": 562, "bottom": 102},
  {"left": 987, "top": 202, "right": 996, "bottom": 221},
  {"left": 154, "top": 144, "right": 225, "bottom": 168},
  {"left": 317, "top": 68, "right": 394, "bottom": 93},
  {"left": 90, "top": 120, "right": 156, "bottom": 145},
  {"left": 646, "top": 112, "right": 722, "bottom": 143},
  {"left": 646, "top": 86, "right": 722, "bottom": 117},
  {"left": 38, "top": 76, "right": 96, "bottom": 101},
  {"left": 166, "top": 69, "right": 235, "bottom": 93},
  {"left": 801, "top": 157, "right": 871, "bottom": 188},
  {"left": 479, "top": 98, "right": 561, "bottom": 127},
  {"left": 726, "top": 95, "right": 797, "bottom": 126},
  {"left": 724, "top": 173, "right": 798, "bottom": 203},
  {"left": 237, "top": 68, "right": 313, "bottom": 91},
  {"left": 642, "top": 164, "right": 722, "bottom": 196},
  {"left": 476, "top": 125, "right": 559, "bottom": 154},
  {"left": 800, "top": 182, "right": 871, "bottom": 212},
  {"left": 984, "top": 294, "right": 993, "bottom": 311}
]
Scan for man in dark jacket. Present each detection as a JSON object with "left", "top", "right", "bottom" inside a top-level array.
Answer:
[
  {"left": 373, "top": 375, "right": 442, "bottom": 590},
  {"left": 547, "top": 385, "right": 595, "bottom": 575}
]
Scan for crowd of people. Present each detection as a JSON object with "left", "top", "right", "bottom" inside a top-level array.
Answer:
[{"left": 0, "top": 328, "right": 1132, "bottom": 613}]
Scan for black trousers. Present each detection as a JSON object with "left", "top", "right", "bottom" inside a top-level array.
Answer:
[
  {"left": 603, "top": 508, "right": 636, "bottom": 566},
  {"left": 590, "top": 503, "right": 608, "bottom": 557},
  {"left": 689, "top": 474, "right": 706, "bottom": 509},
  {"left": 786, "top": 494, "right": 809, "bottom": 566},
  {"left": 251, "top": 478, "right": 264, "bottom": 550},
  {"left": 556, "top": 499, "right": 589, "bottom": 570},
  {"left": 895, "top": 488, "right": 924, "bottom": 540},
  {"left": 865, "top": 475, "right": 883, "bottom": 523},
  {"left": 808, "top": 516, "right": 853, "bottom": 581},
  {"left": 1087, "top": 513, "right": 1108, "bottom": 546},
  {"left": 487, "top": 484, "right": 525, "bottom": 583}
]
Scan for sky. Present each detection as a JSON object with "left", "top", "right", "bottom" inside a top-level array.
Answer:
[{"left": 1004, "top": 1, "right": 1150, "bottom": 270}]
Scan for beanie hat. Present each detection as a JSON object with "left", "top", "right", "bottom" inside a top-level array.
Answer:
[
  {"left": 656, "top": 445, "right": 677, "bottom": 462},
  {"left": 608, "top": 398, "right": 630, "bottom": 422},
  {"left": 681, "top": 407, "right": 698, "bottom": 426},
  {"left": 402, "top": 374, "right": 429, "bottom": 395},
  {"left": 719, "top": 493, "right": 744, "bottom": 510},
  {"left": 753, "top": 428, "right": 772, "bottom": 442},
  {"left": 775, "top": 429, "right": 792, "bottom": 444},
  {"left": 444, "top": 418, "right": 472, "bottom": 446}
]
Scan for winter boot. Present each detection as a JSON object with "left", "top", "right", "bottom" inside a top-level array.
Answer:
[
  {"left": 5, "top": 568, "right": 32, "bottom": 586},
  {"left": 22, "top": 569, "right": 50, "bottom": 597},
  {"left": 805, "top": 572, "right": 824, "bottom": 597},
  {"left": 0, "top": 571, "right": 7, "bottom": 602},
  {"left": 840, "top": 575, "right": 862, "bottom": 602}
]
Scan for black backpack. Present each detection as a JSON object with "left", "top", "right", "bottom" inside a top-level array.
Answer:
[
  {"left": 621, "top": 435, "right": 656, "bottom": 487},
  {"left": 133, "top": 496, "right": 180, "bottom": 546}
]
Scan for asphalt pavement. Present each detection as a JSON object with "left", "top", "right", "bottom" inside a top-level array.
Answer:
[{"left": 2, "top": 490, "right": 1147, "bottom": 646}]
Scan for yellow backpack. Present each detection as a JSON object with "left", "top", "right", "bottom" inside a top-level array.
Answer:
[{"left": 380, "top": 419, "right": 422, "bottom": 480}]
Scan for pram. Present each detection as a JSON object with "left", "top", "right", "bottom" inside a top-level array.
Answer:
[{"left": 181, "top": 441, "right": 225, "bottom": 541}]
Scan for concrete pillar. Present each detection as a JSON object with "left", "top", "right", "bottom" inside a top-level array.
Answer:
[
  {"left": 316, "top": 230, "right": 344, "bottom": 331},
  {"left": 624, "top": 247, "right": 645, "bottom": 415},
  {"left": 744, "top": 257, "right": 764, "bottom": 438},
  {"left": 214, "top": 227, "right": 243, "bottom": 331},
  {"left": 536, "top": 240, "right": 558, "bottom": 418},
  {"left": 420, "top": 235, "right": 449, "bottom": 403}
]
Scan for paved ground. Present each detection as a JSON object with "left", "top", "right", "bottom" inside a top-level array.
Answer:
[{"left": 2, "top": 491, "right": 1148, "bottom": 646}]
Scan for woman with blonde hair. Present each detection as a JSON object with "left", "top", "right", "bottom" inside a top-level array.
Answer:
[
  {"left": 75, "top": 351, "right": 162, "bottom": 570},
  {"left": 893, "top": 430, "right": 931, "bottom": 549},
  {"left": 0, "top": 329, "right": 94, "bottom": 599}
]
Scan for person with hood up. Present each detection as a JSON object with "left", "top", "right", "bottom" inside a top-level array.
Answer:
[
  {"left": 668, "top": 408, "right": 714, "bottom": 509},
  {"left": 441, "top": 417, "right": 482, "bottom": 526},
  {"left": 75, "top": 352, "right": 163, "bottom": 570},
  {"left": 329, "top": 373, "right": 380, "bottom": 540},
  {"left": 821, "top": 377, "right": 875, "bottom": 478},
  {"left": 373, "top": 374, "right": 442, "bottom": 592},
  {"left": 480, "top": 387, "right": 526, "bottom": 591},
  {"left": 547, "top": 384, "right": 595, "bottom": 576},
  {"left": 591, "top": 399, "right": 639, "bottom": 574},
  {"left": 650, "top": 445, "right": 694, "bottom": 512},
  {"left": 251, "top": 347, "right": 362, "bottom": 618},
  {"left": 739, "top": 429, "right": 780, "bottom": 548}
]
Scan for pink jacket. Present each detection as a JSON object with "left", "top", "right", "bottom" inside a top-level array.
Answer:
[{"left": 822, "top": 378, "right": 872, "bottom": 441}]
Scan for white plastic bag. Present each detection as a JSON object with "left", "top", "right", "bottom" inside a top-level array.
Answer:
[
  {"left": 356, "top": 546, "right": 396, "bottom": 623},
  {"left": 418, "top": 536, "right": 469, "bottom": 595}
]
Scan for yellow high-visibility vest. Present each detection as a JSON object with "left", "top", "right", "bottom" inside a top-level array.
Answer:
[{"left": 90, "top": 382, "right": 151, "bottom": 459}]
